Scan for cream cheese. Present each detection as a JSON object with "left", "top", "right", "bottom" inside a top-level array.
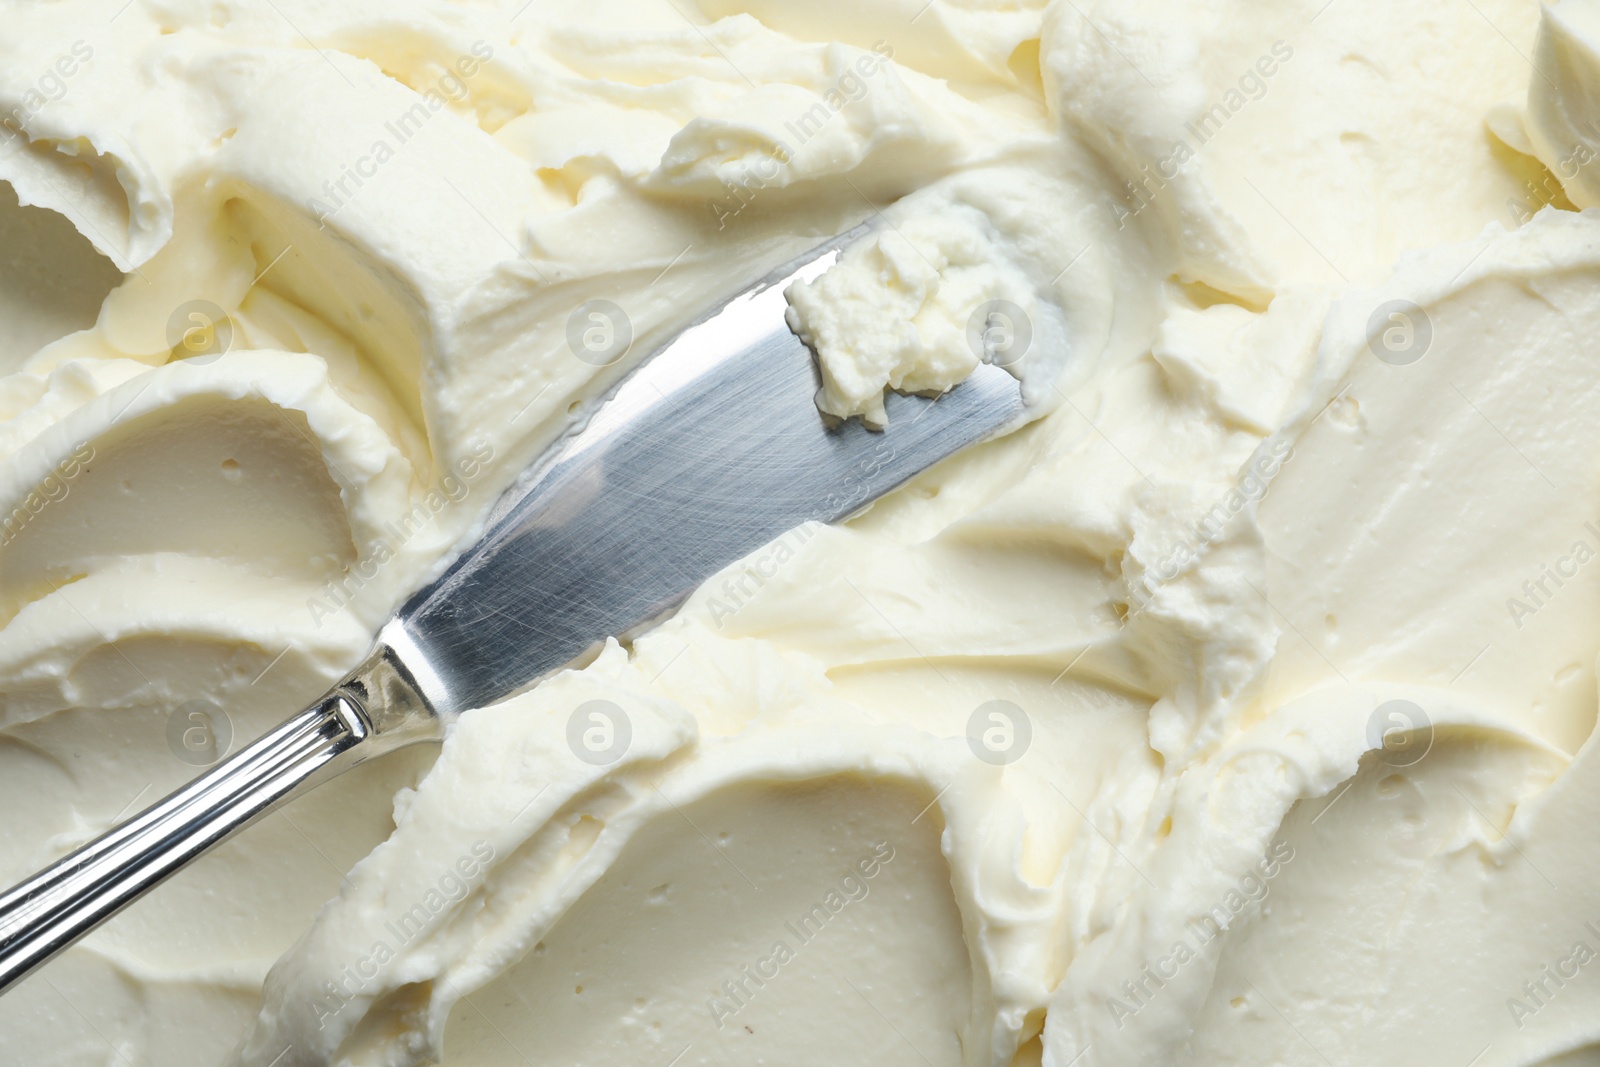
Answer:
[
  {"left": 785, "top": 202, "right": 1042, "bottom": 427},
  {"left": 2, "top": 0, "right": 1599, "bottom": 1065}
]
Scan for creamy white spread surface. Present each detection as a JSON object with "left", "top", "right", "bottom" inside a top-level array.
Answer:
[{"left": 3, "top": 1, "right": 1600, "bottom": 1065}]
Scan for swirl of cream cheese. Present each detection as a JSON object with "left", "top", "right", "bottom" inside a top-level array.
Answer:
[{"left": 4, "top": 1, "right": 1600, "bottom": 1066}]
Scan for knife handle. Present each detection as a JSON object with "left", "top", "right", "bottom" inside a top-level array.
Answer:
[{"left": 0, "top": 642, "right": 442, "bottom": 996}]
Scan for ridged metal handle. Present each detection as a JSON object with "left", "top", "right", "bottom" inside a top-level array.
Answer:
[{"left": 0, "top": 641, "right": 442, "bottom": 996}]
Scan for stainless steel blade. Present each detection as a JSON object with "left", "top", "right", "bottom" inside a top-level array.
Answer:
[{"left": 391, "top": 231, "right": 1028, "bottom": 715}]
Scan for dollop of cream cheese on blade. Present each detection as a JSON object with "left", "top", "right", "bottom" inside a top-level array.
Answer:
[{"left": 1, "top": 1, "right": 1599, "bottom": 1066}]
